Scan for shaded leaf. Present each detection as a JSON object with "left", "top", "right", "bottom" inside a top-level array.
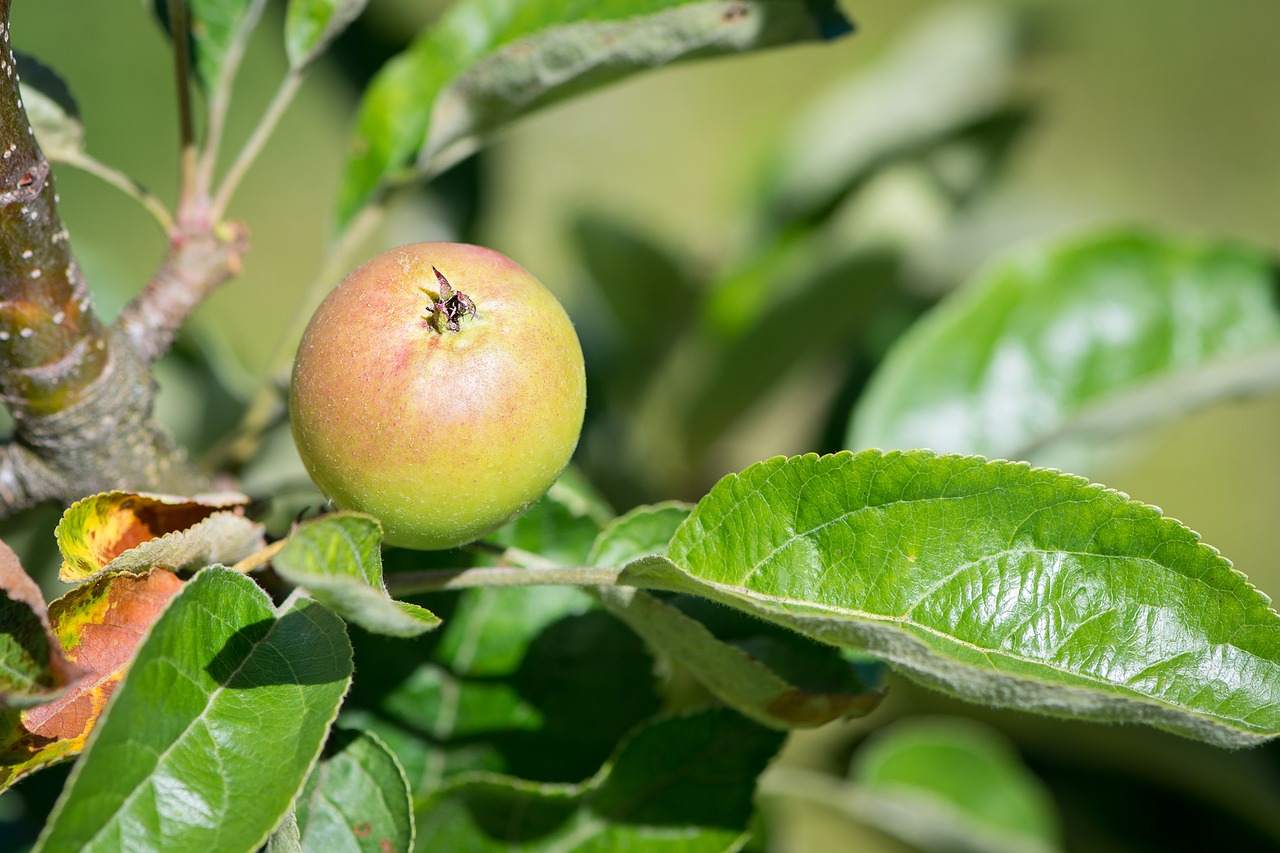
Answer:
[
  {"left": 594, "top": 503, "right": 883, "bottom": 729},
  {"left": 285, "top": 0, "right": 369, "bottom": 69},
  {"left": 56, "top": 491, "right": 264, "bottom": 583},
  {"left": 0, "top": 538, "right": 81, "bottom": 709},
  {"left": 338, "top": 0, "right": 853, "bottom": 230},
  {"left": 762, "top": 2, "right": 1025, "bottom": 229},
  {"left": 848, "top": 717, "right": 1061, "bottom": 853},
  {"left": 416, "top": 708, "right": 783, "bottom": 851},
  {"left": 0, "top": 570, "right": 183, "bottom": 792},
  {"left": 849, "top": 231, "right": 1280, "bottom": 471},
  {"left": 274, "top": 512, "right": 440, "bottom": 637},
  {"left": 35, "top": 568, "right": 353, "bottom": 853},
  {"left": 296, "top": 728, "right": 414, "bottom": 853},
  {"left": 15, "top": 52, "right": 84, "bottom": 162},
  {"left": 620, "top": 450, "right": 1280, "bottom": 747},
  {"left": 487, "top": 471, "right": 613, "bottom": 567},
  {"left": 342, "top": 585, "right": 658, "bottom": 797}
]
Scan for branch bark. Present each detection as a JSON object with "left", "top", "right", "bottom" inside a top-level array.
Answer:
[{"left": 0, "top": 0, "right": 214, "bottom": 512}]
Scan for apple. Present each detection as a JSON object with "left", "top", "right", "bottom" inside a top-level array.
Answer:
[{"left": 289, "top": 242, "right": 586, "bottom": 550}]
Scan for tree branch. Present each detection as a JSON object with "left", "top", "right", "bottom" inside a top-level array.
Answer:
[{"left": 114, "top": 220, "right": 249, "bottom": 362}]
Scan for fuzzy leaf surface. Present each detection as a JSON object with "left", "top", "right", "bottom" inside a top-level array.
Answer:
[
  {"left": 338, "top": 0, "right": 852, "bottom": 229},
  {"left": 849, "top": 231, "right": 1280, "bottom": 470},
  {"left": 56, "top": 491, "right": 263, "bottom": 583},
  {"left": 34, "top": 568, "right": 353, "bottom": 853},
  {"left": 274, "top": 513, "right": 439, "bottom": 637},
  {"left": 296, "top": 728, "right": 414, "bottom": 853},
  {"left": 416, "top": 708, "right": 783, "bottom": 852},
  {"left": 0, "top": 570, "right": 183, "bottom": 792},
  {"left": 620, "top": 451, "right": 1280, "bottom": 747}
]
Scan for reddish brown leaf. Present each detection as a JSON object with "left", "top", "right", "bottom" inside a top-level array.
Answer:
[
  {"left": 0, "top": 569, "right": 183, "bottom": 791},
  {"left": 0, "top": 538, "right": 82, "bottom": 707}
]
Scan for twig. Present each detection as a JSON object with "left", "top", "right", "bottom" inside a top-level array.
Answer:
[
  {"left": 210, "top": 69, "right": 305, "bottom": 220},
  {"left": 385, "top": 565, "right": 624, "bottom": 598},
  {"left": 195, "top": 0, "right": 270, "bottom": 198},
  {"left": 168, "top": 0, "right": 198, "bottom": 208}
]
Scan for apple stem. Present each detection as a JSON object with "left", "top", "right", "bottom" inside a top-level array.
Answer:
[{"left": 419, "top": 267, "right": 477, "bottom": 333}]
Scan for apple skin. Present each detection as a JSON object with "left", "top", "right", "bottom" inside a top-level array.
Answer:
[{"left": 289, "top": 242, "right": 586, "bottom": 550}]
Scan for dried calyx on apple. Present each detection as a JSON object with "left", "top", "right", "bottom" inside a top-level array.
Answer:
[{"left": 289, "top": 242, "right": 587, "bottom": 550}]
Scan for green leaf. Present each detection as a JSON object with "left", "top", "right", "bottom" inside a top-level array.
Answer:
[
  {"left": 56, "top": 491, "right": 264, "bottom": 583},
  {"left": 15, "top": 53, "right": 85, "bottom": 163},
  {"left": 416, "top": 708, "right": 783, "bottom": 851},
  {"left": 487, "top": 471, "right": 613, "bottom": 567},
  {"left": 342, "top": 585, "right": 658, "bottom": 797},
  {"left": 761, "top": 2, "right": 1024, "bottom": 229},
  {"left": 849, "top": 231, "right": 1280, "bottom": 470},
  {"left": 152, "top": 0, "right": 262, "bottom": 92},
  {"left": 619, "top": 451, "right": 1280, "bottom": 747},
  {"left": 593, "top": 504, "right": 883, "bottom": 729},
  {"left": 0, "top": 538, "right": 80, "bottom": 709},
  {"left": 274, "top": 512, "right": 440, "bottom": 637},
  {"left": 34, "top": 568, "right": 353, "bottom": 853},
  {"left": 849, "top": 717, "right": 1060, "bottom": 853},
  {"left": 285, "top": 0, "right": 369, "bottom": 69},
  {"left": 296, "top": 728, "right": 414, "bottom": 853},
  {"left": 337, "top": 0, "right": 853, "bottom": 230}
]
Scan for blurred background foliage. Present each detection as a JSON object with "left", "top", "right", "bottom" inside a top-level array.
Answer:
[{"left": 3, "top": 0, "right": 1280, "bottom": 850}]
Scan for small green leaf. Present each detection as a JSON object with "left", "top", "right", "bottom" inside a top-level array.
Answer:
[
  {"left": 285, "top": 0, "right": 369, "bottom": 69},
  {"left": 296, "top": 728, "right": 414, "bottom": 853},
  {"left": 0, "top": 538, "right": 81, "bottom": 709},
  {"left": 56, "top": 491, "right": 264, "bottom": 583},
  {"left": 594, "top": 504, "right": 883, "bottom": 729},
  {"left": 337, "top": 0, "right": 853, "bottom": 230},
  {"left": 15, "top": 53, "right": 85, "bottom": 162},
  {"left": 620, "top": 451, "right": 1280, "bottom": 747},
  {"left": 35, "top": 568, "right": 353, "bottom": 853},
  {"left": 417, "top": 708, "right": 783, "bottom": 851},
  {"left": 274, "top": 512, "right": 440, "bottom": 637},
  {"left": 850, "top": 230, "right": 1280, "bottom": 470},
  {"left": 849, "top": 717, "right": 1060, "bottom": 853}
]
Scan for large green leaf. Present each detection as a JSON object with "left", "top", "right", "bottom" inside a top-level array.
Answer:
[
  {"left": 849, "top": 231, "right": 1280, "bottom": 470},
  {"left": 337, "top": 0, "right": 853, "bottom": 230},
  {"left": 620, "top": 451, "right": 1280, "bottom": 747},
  {"left": 295, "top": 728, "right": 414, "bottom": 853},
  {"left": 592, "top": 503, "right": 883, "bottom": 729},
  {"left": 415, "top": 708, "right": 784, "bottom": 852},
  {"left": 35, "top": 568, "right": 353, "bottom": 853},
  {"left": 274, "top": 513, "right": 440, "bottom": 637}
]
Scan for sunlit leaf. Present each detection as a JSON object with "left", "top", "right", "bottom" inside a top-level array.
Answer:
[
  {"left": 285, "top": 0, "right": 369, "bottom": 69},
  {"left": 417, "top": 708, "right": 783, "bottom": 851},
  {"left": 56, "top": 491, "right": 263, "bottom": 583},
  {"left": 274, "top": 512, "right": 440, "bottom": 637},
  {"left": 338, "top": 0, "right": 853, "bottom": 230},
  {"left": 0, "top": 570, "right": 183, "bottom": 792},
  {"left": 35, "top": 568, "right": 353, "bottom": 853},
  {"left": 295, "top": 728, "right": 414, "bottom": 853},
  {"left": 849, "top": 231, "right": 1280, "bottom": 471},
  {"left": 620, "top": 451, "right": 1280, "bottom": 747},
  {"left": 594, "top": 503, "right": 883, "bottom": 729}
]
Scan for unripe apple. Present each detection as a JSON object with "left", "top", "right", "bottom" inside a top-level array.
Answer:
[{"left": 289, "top": 242, "right": 586, "bottom": 550}]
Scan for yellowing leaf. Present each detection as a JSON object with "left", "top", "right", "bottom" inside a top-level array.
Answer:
[
  {"left": 57, "top": 491, "right": 264, "bottom": 583},
  {"left": 0, "top": 570, "right": 184, "bottom": 791}
]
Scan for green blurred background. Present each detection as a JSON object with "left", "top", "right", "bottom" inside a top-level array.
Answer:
[{"left": 5, "top": 1, "right": 1280, "bottom": 850}]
